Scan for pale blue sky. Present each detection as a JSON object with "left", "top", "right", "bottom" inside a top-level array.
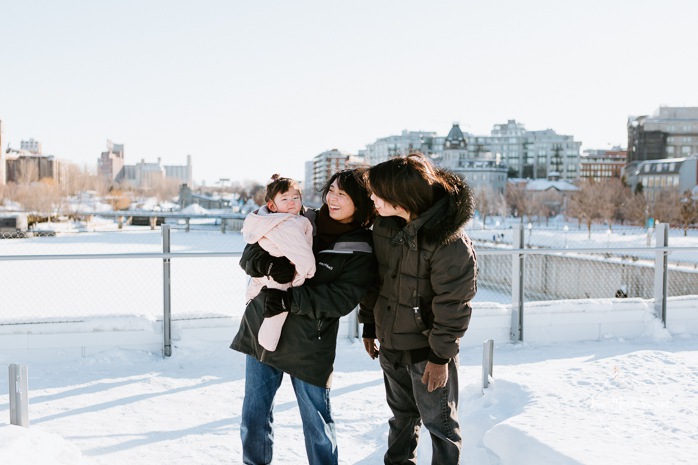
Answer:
[{"left": 1, "top": 0, "right": 696, "bottom": 185}]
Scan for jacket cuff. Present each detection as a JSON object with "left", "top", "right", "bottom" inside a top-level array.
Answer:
[
  {"left": 362, "top": 323, "right": 376, "bottom": 339},
  {"left": 428, "top": 350, "right": 450, "bottom": 365}
]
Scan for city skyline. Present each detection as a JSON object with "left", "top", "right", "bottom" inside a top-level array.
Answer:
[{"left": 2, "top": 0, "right": 697, "bottom": 185}]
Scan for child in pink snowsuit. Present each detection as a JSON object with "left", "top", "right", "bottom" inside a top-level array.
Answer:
[{"left": 241, "top": 175, "right": 315, "bottom": 351}]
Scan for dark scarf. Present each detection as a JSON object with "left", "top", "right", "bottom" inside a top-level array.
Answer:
[{"left": 314, "top": 204, "right": 361, "bottom": 252}]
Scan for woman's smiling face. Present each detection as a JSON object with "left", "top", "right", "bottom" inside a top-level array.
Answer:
[{"left": 326, "top": 179, "right": 356, "bottom": 224}]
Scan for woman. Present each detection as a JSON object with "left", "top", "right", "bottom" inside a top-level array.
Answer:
[
  {"left": 231, "top": 168, "right": 377, "bottom": 465},
  {"left": 359, "top": 153, "right": 477, "bottom": 465}
]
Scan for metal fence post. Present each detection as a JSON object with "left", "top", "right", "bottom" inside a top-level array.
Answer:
[
  {"left": 482, "top": 339, "right": 494, "bottom": 391},
  {"left": 511, "top": 224, "right": 525, "bottom": 342},
  {"left": 9, "top": 364, "right": 29, "bottom": 427},
  {"left": 162, "top": 224, "right": 172, "bottom": 357},
  {"left": 348, "top": 306, "right": 360, "bottom": 339},
  {"left": 654, "top": 222, "right": 669, "bottom": 327}
]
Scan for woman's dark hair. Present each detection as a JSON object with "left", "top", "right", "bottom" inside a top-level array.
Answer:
[
  {"left": 320, "top": 168, "right": 375, "bottom": 228},
  {"left": 367, "top": 152, "right": 446, "bottom": 218},
  {"left": 265, "top": 174, "right": 302, "bottom": 203}
]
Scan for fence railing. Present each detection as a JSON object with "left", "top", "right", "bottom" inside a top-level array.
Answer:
[{"left": 1, "top": 223, "right": 697, "bottom": 355}]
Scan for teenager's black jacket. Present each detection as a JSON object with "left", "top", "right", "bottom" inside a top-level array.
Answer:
[
  {"left": 231, "top": 220, "right": 377, "bottom": 388},
  {"left": 359, "top": 170, "right": 477, "bottom": 364}
]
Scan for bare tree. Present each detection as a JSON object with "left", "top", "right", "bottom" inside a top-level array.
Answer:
[
  {"left": 531, "top": 190, "right": 563, "bottom": 225},
  {"left": 567, "top": 179, "right": 604, "bottom": 238},
  {"left": 1, "top": 182, "right": 19, "bottom": 207},
  {"left": 13, "top": 178, "right": 62, "bottom": 216},
  {"left": 620, "top": 190, "right": 648, "bottom": 226},
  {"left": 597, "top": 179, "right": 626, "bottom": 231},
  {"left": 472, "top": 186, "right": 488, "bottom": 227},
  {"left": 105, "top": 188, "right": 132, "bottom": 211},
  {"left": 151, "top": 177, "right": 181, "bottom": 204},
  {"left": 252, "top": 185, "right": 266, "bottom": 207},
  {"left": 649, "top": 190, "right": 681, "bottom": 225},
  {"left": 679, "top": 190, "right": 697, "bottom": 235},
  {"left": 506, "top": 182, "right": 533, "bottom": 224}
]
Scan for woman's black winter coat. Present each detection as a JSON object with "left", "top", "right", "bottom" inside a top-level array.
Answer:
[{"left": 231, "top": 221, "right": 377, "bottom": 388}]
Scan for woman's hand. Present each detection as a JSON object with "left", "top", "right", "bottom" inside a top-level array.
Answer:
[
  {"left": 362, "top": 338, "right": 379, "bottom": 359},
  {"left": 240, "top": 243, "right": 296, "bottom": 283},
  {"left": 260, "top": 288, "right": 291, "bottom": 317}
]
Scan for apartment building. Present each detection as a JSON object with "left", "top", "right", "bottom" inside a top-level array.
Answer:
[
  {"left": 579, "top": 147, "right": 627, "bottom": 181},
  {"left": 627, "top": 106, "right": 698, "bottom": 163}
]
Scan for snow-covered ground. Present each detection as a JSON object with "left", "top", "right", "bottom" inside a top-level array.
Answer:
[
  {"left": 2, "top": 329, "right": 697, "bottom": 465},
  {"left": 1, "top": 222, "right": 698, "bottom": 464}
]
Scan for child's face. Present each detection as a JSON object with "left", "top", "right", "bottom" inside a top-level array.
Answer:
[{"left": 268, "top": 189, "right": 302, "bottom": 214}]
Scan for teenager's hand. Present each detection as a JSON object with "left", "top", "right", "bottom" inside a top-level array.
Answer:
[
  {"left": 422, "top": 361, "right": 448, "bottom": 392},
  {"left": 260, "top": 288, "right": 291, "bottom": 317},
  {"left": 362, "top": 338, "right": 379, "bottom": 359}
]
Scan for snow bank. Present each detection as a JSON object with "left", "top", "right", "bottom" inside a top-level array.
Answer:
[{"left": 0, "top": 424, "right": 83, "bottom": 465}]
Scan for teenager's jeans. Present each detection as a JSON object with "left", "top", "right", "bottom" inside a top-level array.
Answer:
[
  {"left": 379, "top": 352, "right": 461, "bottom": 465},
  {"left": 240, "top": 356, "right": 338, "bottom": 465}
]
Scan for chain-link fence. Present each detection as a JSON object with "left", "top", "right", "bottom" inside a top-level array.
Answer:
[
  {"left": 468, "top": 223, "right": 698, "bottom": 304},
  {"left": 1, "top": 223, "right": 697, "bottom": 327},
  {"left": 0, "top": 228, "right": 246, "bottom": 325},
  {"left": 476, "top": 246, "right": 698, "bottom": 304}
]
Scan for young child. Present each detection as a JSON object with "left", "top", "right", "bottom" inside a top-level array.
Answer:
[{"left": 241, "top": 174, "right": 315, "bottom": 351}]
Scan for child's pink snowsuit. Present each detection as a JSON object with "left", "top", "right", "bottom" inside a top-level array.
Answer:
[{"left": 242, "top": 206, "right": 315, "bottom": 351}]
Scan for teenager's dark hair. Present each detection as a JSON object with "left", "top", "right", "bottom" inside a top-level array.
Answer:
[
  {"left": 367, "top": 152, "right": 446, "bottom": 218},
  {"left": 265, "top": 174, "right": 302, "bottom": 203},
  {"left": 321, "top": 168, "right": 376, "bottom": 228}
]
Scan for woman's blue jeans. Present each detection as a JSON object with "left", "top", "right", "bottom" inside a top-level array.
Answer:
[{"left": 240, "top": 355, "right": 338, "bottom": 465}]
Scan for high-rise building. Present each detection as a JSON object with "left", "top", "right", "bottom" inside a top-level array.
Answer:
[
  {"left": 97, "top": 140, "right": 125, "bottom": 182},
  {"left": 303, "top": 160, "right": 315, "bottom": 204},
  {"left": 20, "top": 138, "right": 42, "bottom": 155},
  {"left": 164, "top": 154, "right": 193, "bottom": 186},
  {"left": 308, "top": 149, "right": 367, "bottom": 204},
  {"left": 312, "top": 149, "right": 350, "bottom": 193},
  {"left": 478, "top": 120, "right": 581, "bottom": 180},
  {"left": 437, "top": 123, "right": 508, "bottom": 194},
  {"left": 627, "top": 106, "right": 698, "bottom": 164},
  {"left": 361, "top": 130, "right": 437, "bottom": 166}
]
